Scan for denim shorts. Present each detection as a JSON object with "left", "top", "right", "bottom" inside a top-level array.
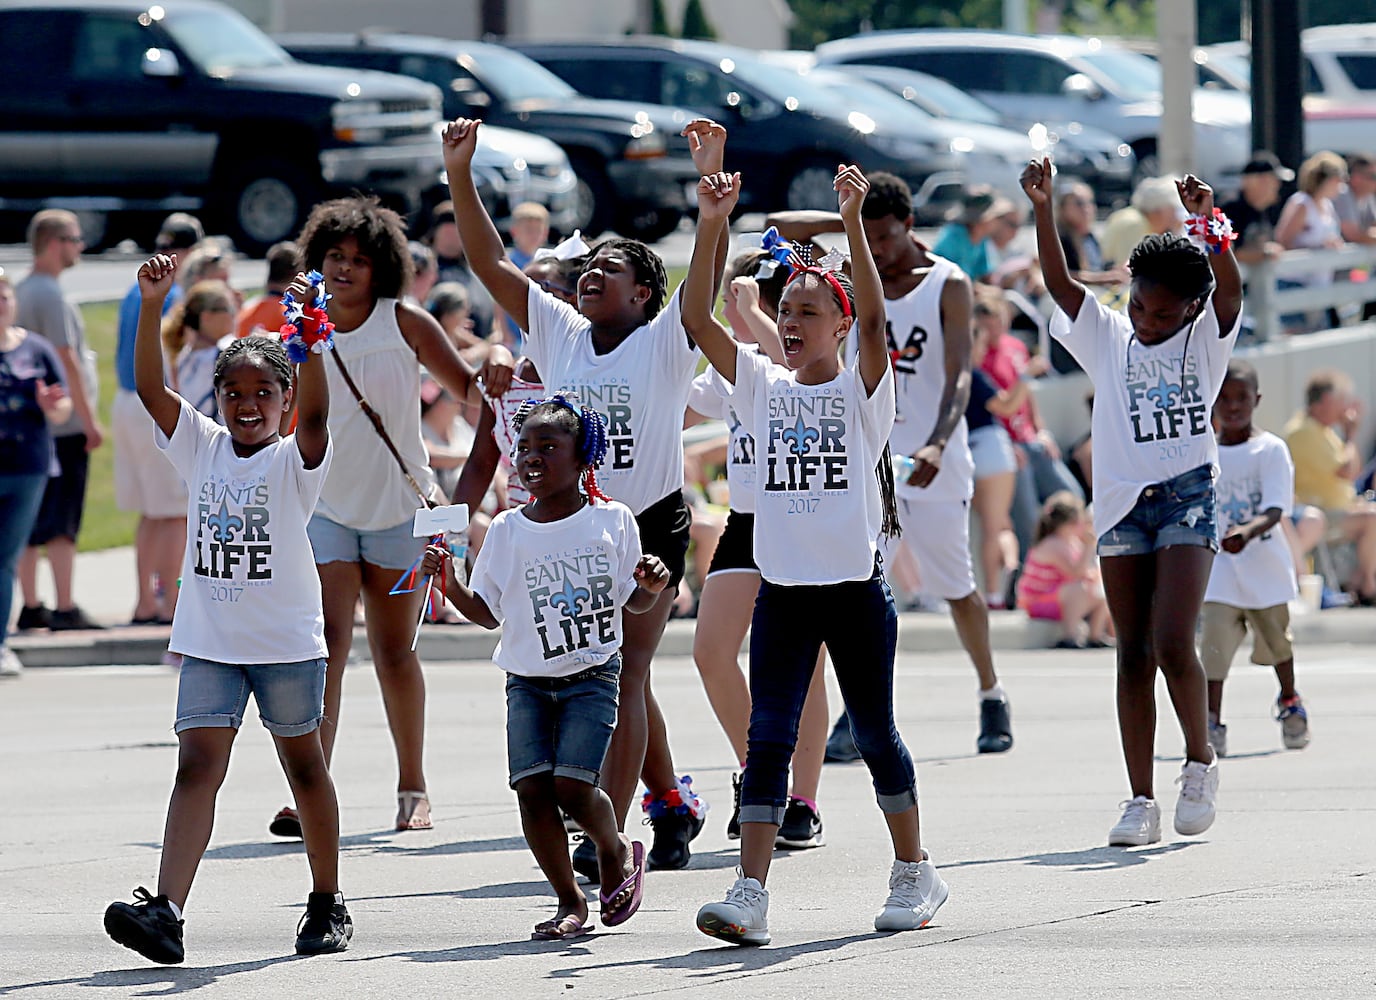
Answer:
[
  {"left": 307, "top": 513, "right": 424, "bottom": 570},
  {"left": 505, "top": 654, "right": 621, "bottom": 787},
  {"left": 1098, "top": 464, "right": 1219, "bottom": 557},
  {"left": 175, "top": 655, "right": 327, "bottom": 737}
]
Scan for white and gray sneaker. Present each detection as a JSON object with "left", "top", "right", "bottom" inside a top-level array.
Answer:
[
  {"left": 0, "top": 645, "right": 23, "bottom": 678},
  {"left": 696, "top": 870, "right": 770, "bottom": 945},
  {"left": 874, "top": 853, "right": 949, "bottom": 932},
  {"left": 1207, "top": 720, "right": 1228, "bottom": 758},
  {"left": 1108, "top": 796, "right": 1161, "bottom": 846},
  {"left": 1174, "top": 758, "right": 1219, "bottom": 835}
]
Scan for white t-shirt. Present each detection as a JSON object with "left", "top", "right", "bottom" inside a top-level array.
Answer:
[
  {"left": 175, "top": 344, "right": 221, "bottom": 423},
  {"left": 524, "top": 284, "right": 699, "bottom": 515},
  {"left": 1055, "top": 293, "right": 1240, "bottom": 537},
  {"left": 687, "top": 359, "right": 757, "bottom": 514},
  {"left": 728, "top": 345, "right": 896, "bottom": 586},
  {"left": 158, "top": 397, "right": 331, "bottom": 663},
  {"left": 1205, "top": 431, "right": 1298, "bottom": 609},
  {"left": 846, "top": 255, "right": 974, "bottom": 503},
  {"left": 469, "top": 500, "right": 642, "bottom": 677}
]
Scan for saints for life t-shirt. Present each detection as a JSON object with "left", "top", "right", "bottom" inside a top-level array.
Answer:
[
  {"left": 158, "top": 397, "right": 332, "bottom": 663},
  {"left": 1205, "top": 431, "right": 1298, "bottom": 609},
  {"left": 727, "top": 345, "right": 896, "bottom": 586},
  {"left": 469, "top": 500, "right": 643, "bottom": 677},
  {"left": 687, "top": 357, "right": 757, "bottom": 514},
  {"left": 524, "top": 284, "right": 699, "bottom": 515},
  {"left": 1054, "top": 293, "right": 1240, "bottom": 538}
]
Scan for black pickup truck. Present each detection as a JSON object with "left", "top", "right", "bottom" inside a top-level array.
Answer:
[{"left": 0, "top": 0, "right": 444, "bottom": 253}]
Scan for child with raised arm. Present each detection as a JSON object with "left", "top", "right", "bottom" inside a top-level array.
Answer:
[
  {"left": 442, "top": 117, "right": 732, "bottom": 878},
  {"left": 1021, "top": 157, "right": 1243, "bottom": 846},
  {"left": 684, "top": 165, "right": 948, "bottom": 945},
  {"left": 1202, "top": 360, "right": 1309, "bottom": 756},
  {"left": 104, "top": 255, "right": 349, "bottom": 964},
  {"left": 421, "top": 398, "right": 669, "bottom": 940}
]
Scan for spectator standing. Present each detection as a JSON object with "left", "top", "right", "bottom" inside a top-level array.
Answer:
[
  {"left": 113, "top": 215, "right": 202, "bottom": 625},
  {"left": 1333, "top": 153, "right": 1376, "bottom": 244},
  {"left": 1219, "top": 152, "right": 1292, "bottom": 265},
  {"left": 1275, "top": 151, "right": 1347, "bottom": 301},
  {"left": 406, "top": 241, "right": 438, "bottom": 309},
  {"left": 13, "top": 210, "right": 103, "bottom": 632},
  {"left": 932, "top": 188, "right": 1008, "bottom": 282},
  {"left": 236, "top": 241, "right": 298, "bottom": 338},
  {"left": 426, "top": 201, "right": 496, "bottom": 340},
  {"left": 498, "top": 202, "right": 552, "bottom": 348}
]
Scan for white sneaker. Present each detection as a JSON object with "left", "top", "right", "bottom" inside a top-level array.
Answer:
[
  {"left": 1207, "top": 720, "right": 1228, "bottom": 758},
  {"left": 1107, "top": 796, "right": 1161, "bottom": 846},
  {"left": 0, "top": 645, "right": 23, "bottom": 678},
  {"left": 696, "top": 871, "right": 770, "bottom": 945},
  {"left": 874, "top": 854, "right": 949, "bottom": 931},
  {"left": 1174, "top": 758, "right": 1219, "bottom": 835}
]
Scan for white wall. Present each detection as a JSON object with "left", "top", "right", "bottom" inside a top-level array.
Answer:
[{"left": 276, "top": 0, "right": 480, "bottom": 37}]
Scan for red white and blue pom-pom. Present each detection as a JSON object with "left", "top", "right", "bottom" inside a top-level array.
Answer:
[
  {"left": 641, "top": 775, "right": 709, "bottom": 820},
  {"left": 279, "top": 270, "right": 335, "bottom": 364},
  {"left": 1186, "top": 209, "right": 1236, "bottom": 256}
]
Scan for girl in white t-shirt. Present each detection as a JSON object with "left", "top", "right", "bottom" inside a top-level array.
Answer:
[
  {"left": 421, "top": 397, "right": 670, "bottom": 941},
  {"left": 1022, "top": 157, "right": 1243, "bottom": 848},
  {"left": 683, "top": 165, "right": 948, "bottom": 945},
  {"left": 442, "top": 117, "right": 728, "bottom": 878},
  {"left": 105, "top": 256, "right": 350, "bottom": 963}
]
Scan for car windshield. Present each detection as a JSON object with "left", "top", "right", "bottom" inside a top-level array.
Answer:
[
  {"left": 1076, "top": 48, "right": 1164, "bottom": 100},
  {"left": 810, "top": 71, "right": 933, "bottom": 122},
  {"left": 906, "top": 73, "right": 1004, "bottom": 124},
  {"left": 710, "top": 50, "right": 854, "bottom": 115},
  {"left": 1205, "top": 51, "right": 1251, "bottom": 88},
  {"left": 161, "top": 6, "right": 291, "bottom": 73},
  {"left": 464, "top": 45, "right": 576, "bottom": 102}
]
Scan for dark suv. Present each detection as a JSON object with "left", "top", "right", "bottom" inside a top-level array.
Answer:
[
  {"left": 517, "top": 37, "right": 966, "bottom": 219},
  {"left": 0, "top": 0, "right": 444, "bottom": 253},
  {"left": 280, "top": 33, "right": 701, "bottom": 241}
]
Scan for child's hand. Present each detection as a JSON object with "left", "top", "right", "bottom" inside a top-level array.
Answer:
[
  {"left": 420, "top": 543, "right": 449, "bottom": 578},
  {"left": 697, "top": 171, "right": 741, "bottom": 221},
  {"left": 441, "top": 118, "right": 482, "bottom": 172},
  {"left": 1020, "top": 157, "right": 1054, "bottom": 207},
  {"left": 34, "top": 380, "right": 67, "bottom": 415},
  {"left": 1176, "top": 174, "right": 1215, "bottom": 217},
  {"left": 682, "top": 118, "right": 727, "bottom": 176},
  {"left": 730, "top": 276, "right": 761, "bottom": 312},
  {"left": 479, "top": 343, "right": 515, "bottom": 397},
  {"left": 137, "top": 254, "right": 178, "bottom": 301},
  {"left": 835, "top": 164, "right": 869, "bottom": 221},
  {"left": 634, "top": 554, "right": 671, "bottom": 595},
  {"left": 1220, "top": 526, "right": 1249, "bottom": 554}
]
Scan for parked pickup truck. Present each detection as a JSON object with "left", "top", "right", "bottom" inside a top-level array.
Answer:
[{"left": 0, "top": 0, "right": 445, "bottom": 253}]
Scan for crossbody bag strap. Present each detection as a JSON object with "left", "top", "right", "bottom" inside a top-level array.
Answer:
[{"left": 328, "top": 349, "right": 435, "bottom": 508}]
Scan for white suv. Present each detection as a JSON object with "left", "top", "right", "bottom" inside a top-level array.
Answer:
[{"left": 816, "top": 30, "right": 1252, "bottom": 193}]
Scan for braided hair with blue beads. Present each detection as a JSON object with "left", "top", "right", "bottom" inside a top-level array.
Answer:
[{"left": 509, "top": 395, "right": 613, "bottom": 505}]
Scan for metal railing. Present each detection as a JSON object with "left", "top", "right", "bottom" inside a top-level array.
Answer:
[{"left": 1242, "top": 244, "right": 1376, "bottom": 341}]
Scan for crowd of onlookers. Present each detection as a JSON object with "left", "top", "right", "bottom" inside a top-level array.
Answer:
[{"left": 5, "top": 154, "right": 1376, "bottom": 675}]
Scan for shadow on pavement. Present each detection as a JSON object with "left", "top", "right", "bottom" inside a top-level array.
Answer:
[
  {"left": 0, "top": 954, "right": 302, "bottom": 996},
  {"left": 942, "top": 840, "right": 1198, "bottom": 873},
  {"left": 345, "top": 879, "right": 555, "bottom": 904}
]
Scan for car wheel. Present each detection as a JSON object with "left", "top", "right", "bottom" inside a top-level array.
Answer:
[
  {"left": 1131, "top": 140, "right": 1160, "bottom": 188},
  {"left": 786, "top": 161, "right": 842, "bottom": 212},
  {"left": 223, "top": 161, "right": 315, "bottom": 256},
  {"left": 568, "top": 156, "right": 614, "bottom": 238}
]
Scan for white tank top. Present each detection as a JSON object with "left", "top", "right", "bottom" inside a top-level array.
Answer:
[
  {"left": 876, "top": 255, "right": 974, "bottom": 503},
  {"left": 1289, "top": 192, "right": 1339, "bottom": 287},
  {"left": 315, "top": 298, "right": 438, "bottom": 530}
]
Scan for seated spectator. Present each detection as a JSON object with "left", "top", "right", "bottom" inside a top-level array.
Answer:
[
  {"left": 235, "top": 240, "right": 297, "bottom": 338},
  {"left": 1101, "top": 175, "right": 1185, "bottom": 267},
  {"left": 1283, "top": 369, "right": 1376, "bottom": 602},
  {"left": 1276, "top": 151, "right": 1347, "bottom": 331},
  {"left": 1056, "top": 181, "right": 1129, "bottom": 287},
  {"left": 933, "top": 188, "right": 1009, "bottom": 281},
  {"left": 1334, "top": 152, "right": 1376, "bottom": 245},
  {"left": 1015, "top": 491, "right": 1112, "bottom": 649}
]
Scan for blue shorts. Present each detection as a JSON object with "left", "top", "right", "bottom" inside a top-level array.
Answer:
[
  {"left": 505, "top": 655, "right": 621, "bottom": 787},
  {"left": 175, "top": 655, "right": 327, "bottom": 737},
  {"left": 1098, "top": 464, "right": 1219, "bottom": 558},
  {"left": 307, "top": 513, "right": 423, "bottom": 570}
]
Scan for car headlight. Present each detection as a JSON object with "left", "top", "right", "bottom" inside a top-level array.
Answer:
[
  {"left": 332, "top": 101, "right": 384, "bottom": 144},
  {"left": 625, "top": 125, "right": 666, "bottom": 160}
]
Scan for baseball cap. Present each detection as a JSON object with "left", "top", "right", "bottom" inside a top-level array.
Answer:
[
  {"left": 1242, "top": 151, "right": 1296, "bottom": 182},
  {"left": 155, "top": 212, "right": 205, "bottom": 251}
]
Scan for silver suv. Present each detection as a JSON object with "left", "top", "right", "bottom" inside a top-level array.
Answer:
[{"left": 816, "top": 30, "right": 1252, "bottom": 193}]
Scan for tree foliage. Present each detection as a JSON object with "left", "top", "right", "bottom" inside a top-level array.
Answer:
[
  {"left": 787, "top": 0, "right": 1005, "bottom": 50},
  {"left": 681, "top": 0, "right": 717, "bottom": 40}
]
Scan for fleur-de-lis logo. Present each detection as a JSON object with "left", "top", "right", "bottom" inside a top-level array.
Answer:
[
  {"left": 548, "top": 577, "right": 591, "bottom": 618},
  {"left": 206, "top": 498, "right": 244, "bottom": 544},
  {"left": 780, "top": 415, "right": 820, "bottom": 457},
  {"left": 1221, "top": 492, "right": 1251, "bottom": 527},
  {"left": 1146, "top": 376, "right": 1181, "bottom": 409}
]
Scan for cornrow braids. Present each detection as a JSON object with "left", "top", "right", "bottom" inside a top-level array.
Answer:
[
  {"left": 214, "top": 335, "right": 293, "bottom": 391},
  {"left": 584, "top": 238, "right": 668, "bottom": 320},
  {"left": 876, "top": 443, "right": 902, "bottom": 541},
  {"left": 785, "top": 267, "right": 855, "bottom": 319},
  {"left": 509, "top": 396, "right": 615, "bottom": 504},
  {"left": 1128, "top": 233, "right": 1215, "bottom": 304}
]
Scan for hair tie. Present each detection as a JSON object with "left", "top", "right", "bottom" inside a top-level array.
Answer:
[
  {"left": 279, "top": 271, "right": 335, "bottom": 363},
  {"left": 1185, "top": 209, "right": 1235, "bottom": 255}
]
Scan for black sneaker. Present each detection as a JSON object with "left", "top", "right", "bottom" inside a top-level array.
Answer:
[
  {"left": 49, "top": 605, "right": 106, "bottom": 631},
  {"left": 824, "top": 711, "right": 863, "bottom": 763},
  {"left": 571, "top": 836, "right": 600, "bottom": 883},
  {"left": 775, "top": 798, "right": 825, "bottom": 849},
  {"left": 15, "top": 604, "right": 51, "bottom": 631},
  {"left": 726, "top": 773, "right": 743, "bottom": 841},
  {"left": 647, "top": 810, "right": 704, "bottom": 871},
  {"left": 104, "top": 887, "right": 184, "bottom": 965},
  {"left": 294, "top": 892, "right": 353, "bottom": 955},
  {"left": 977, "top": 698, "right": 1013, "bottom": 754}
]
